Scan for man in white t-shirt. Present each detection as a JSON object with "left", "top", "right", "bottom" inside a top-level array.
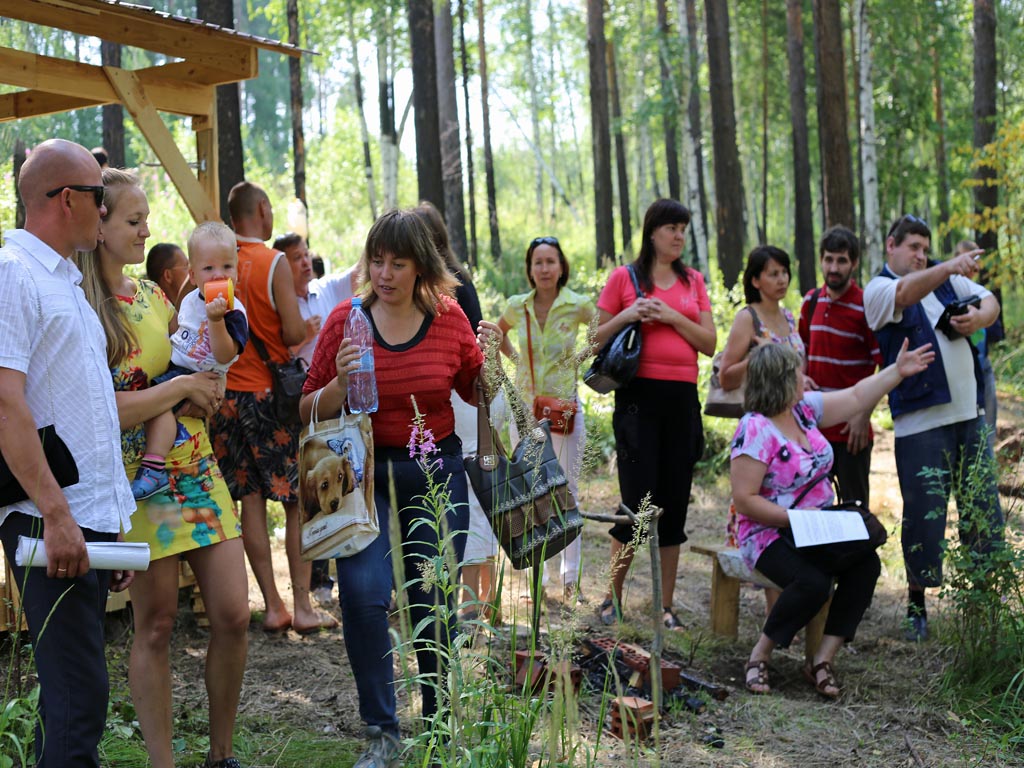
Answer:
[
  {"left": 864, "top": 214, "right": 1004, "bottom": 642},
  {"left": 276, "top": 232, "right": 356, "bottom": 604}
]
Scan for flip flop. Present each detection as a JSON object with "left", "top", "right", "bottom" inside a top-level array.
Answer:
[
  {"left": 662, "top": 607, "right": 686, "bottom": 632},
  {"left": 598, "top": 597, "right": 622, "bottom": 626}
]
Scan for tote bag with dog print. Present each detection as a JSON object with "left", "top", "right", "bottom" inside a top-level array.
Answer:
[{"left": 298, "top": 389, "right": 378, "bottom": 560}]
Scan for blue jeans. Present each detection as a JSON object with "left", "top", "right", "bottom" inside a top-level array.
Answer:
[
  {"left": 334, "top": 447, "right": 468, "bottom": 733},
  {"left": 894, "top": 415, "right": 1004, "bottom": 588}
]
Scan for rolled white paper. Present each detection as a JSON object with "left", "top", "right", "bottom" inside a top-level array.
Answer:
[{"left": 15, "top": 536, "right": 151, "bottom": 571}]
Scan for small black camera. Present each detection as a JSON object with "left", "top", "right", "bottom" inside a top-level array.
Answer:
[{"left": 935, "top": 295, "right": 981, "bottom": 340}]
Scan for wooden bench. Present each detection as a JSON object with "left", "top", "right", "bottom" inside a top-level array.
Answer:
[{"left": 691, "top": 543, "right": 829, "bottom": 662}]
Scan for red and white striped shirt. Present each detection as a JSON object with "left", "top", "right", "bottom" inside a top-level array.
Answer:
[{"left": 798, "top": 282, "right": 882, "bottom": 444}]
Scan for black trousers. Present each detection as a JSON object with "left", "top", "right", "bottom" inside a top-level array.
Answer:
[
  {"left": 0, "top": 512, "right": 115, "bottom": 768},
  {"left": 829, "top": 440, "right": 872, "bottom": 507},
  {"left": 755, "top": 533, "right": 881, "bottom": 648}
]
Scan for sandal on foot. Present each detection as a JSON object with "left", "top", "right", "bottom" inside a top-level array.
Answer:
[
  {"left": 744, "top": 660, "right": 770, "bottom": 694},
  {"left": 662, "top": 607, "right": 685, "bottom": 632},
  {"left": 802, "top": 660, "right": 840, "bottom": 700},
  {"left": 598, "top": 597, "right": 622, "bottom": 626}
]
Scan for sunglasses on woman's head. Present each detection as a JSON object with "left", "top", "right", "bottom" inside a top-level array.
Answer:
[
  {"left": 530, "top": 236, "right": 559, "bottom": 248},
  {"left": 45, "top": 184, "right": 105, "bottom": 208}
]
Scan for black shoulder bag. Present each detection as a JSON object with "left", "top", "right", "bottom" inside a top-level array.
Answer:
[
  {"left": 584, "top": 264, "right": 644, "bottom": 394},
  {"left": 249, "top": 332, "right": 307, "bottom": 427}
]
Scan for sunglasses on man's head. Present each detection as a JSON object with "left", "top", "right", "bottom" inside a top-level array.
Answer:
[
  {"left": 887, "top": 214, "right": 928, "bottom": 239},
  {"left": 45, "top": 184, "right": 105, "bottom": 208},
  {"left": 530, "top": 236, "right": 559, "bottom": 248}
]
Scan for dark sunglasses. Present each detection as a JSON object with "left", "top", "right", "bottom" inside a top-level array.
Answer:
[
  {"left": 530, "top": 236, "right": 559, "bottom": 248},
  {"left": 887, "top": 213, "right": 928, "bottom": 239},
  {"left": 45, "top": 184, "right": 105, "bottom": 208}
]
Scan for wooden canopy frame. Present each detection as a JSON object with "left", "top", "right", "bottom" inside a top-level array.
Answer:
[{"left": 0, "top": 0, "right": 305, "bottom": 222}]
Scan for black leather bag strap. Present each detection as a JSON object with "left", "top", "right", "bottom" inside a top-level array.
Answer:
[
  {"left": 791, "top": 469, "right": 834, "bottom": 509},
  {"left": 626, "top": 263, "right": 645, "bottom": 298},
  {"left": 248, "top": 329, "right": 273, "bottom": 363}
]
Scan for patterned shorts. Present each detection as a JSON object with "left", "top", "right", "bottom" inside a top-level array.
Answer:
[{"left": 210, "top": 389, "right": 300, "bottom": 503}]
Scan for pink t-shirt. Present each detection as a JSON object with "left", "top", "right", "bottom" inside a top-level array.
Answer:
[{"left": 597, "top": 265, "right": 711, "bottom": 383}]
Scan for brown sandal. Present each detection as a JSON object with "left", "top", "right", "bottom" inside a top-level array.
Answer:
[
  {"left": 744, "top": 660, "right": 771, "bottom": 694},
  {"left": 803, "top": 660, "right": 840, "bottom": 700}
]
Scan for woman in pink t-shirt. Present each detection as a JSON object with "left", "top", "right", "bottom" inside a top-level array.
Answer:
[{"left": 594, "top": 199, "right": 717, "bottom": 630}]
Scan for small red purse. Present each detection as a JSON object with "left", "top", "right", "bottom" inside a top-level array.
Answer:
[{"left": 526, "top": 306, "right": 576, "bottom": 434}]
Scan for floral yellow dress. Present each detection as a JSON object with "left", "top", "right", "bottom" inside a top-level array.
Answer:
[{"left": 113, "top": 279, "right": 240, "bottom": 558}]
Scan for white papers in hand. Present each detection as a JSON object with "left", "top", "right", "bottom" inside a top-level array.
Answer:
[
  {"left": 787, "top": 509, "right": 869, "bottom": 548},
  {"left": 15, "top": 536, "right": 151, "bottom": 571}
]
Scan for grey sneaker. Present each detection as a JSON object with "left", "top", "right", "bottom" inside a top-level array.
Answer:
[
  {"left": 312, "top": 585, "right": 336, "bottom": 606},
  {"left": 353, "top": 726, "right": 401, "bottom": 768}
]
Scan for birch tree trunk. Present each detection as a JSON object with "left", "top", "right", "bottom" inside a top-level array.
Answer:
[
  {"left": 477, "top": 0, "right": 502, "bottom": 261},
  {"left": 786, "top": 0, "right": 816, "bottom": 295},
  {"left": 973, "top": 0, "right": 997, "bottom": 256},
  {"left": 435, "top": 0, "right": 469, "bottom": 263},
  {"left": 347, "top": 8, "right": 377, "bottom": 220},
  {"left": 523, "top": 0, "right": 544, "bottom": 218},
  {"left": 676, "top": 0, "right": 709, "bottom": 277},
  {"left": 856, "top": 0, "right": 882, "bottom": 274},
  {"left": 932, "top": 44, "right": 951, "bottom": 256},
  {"left": 377, "top": 7, "right": 399, "bottom": 210},
  {"left": 656, "top": 0, "right": 680, "bottom": 201},
  {"left": 457, "top": 0, "right": 478, "bottom": 266}
]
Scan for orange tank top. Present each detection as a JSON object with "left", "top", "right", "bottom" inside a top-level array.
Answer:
[{"left": 227, "top": 238, "right": 291, "bottom": 392}]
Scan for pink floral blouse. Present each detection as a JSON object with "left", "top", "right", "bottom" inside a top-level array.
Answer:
[{"left": 729, "top": 392, "right": 834, "bottom": 570}]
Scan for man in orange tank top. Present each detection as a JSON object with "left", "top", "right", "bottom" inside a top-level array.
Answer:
[{"left": 209, "top": 182, "right": 337, "bottom": 634}]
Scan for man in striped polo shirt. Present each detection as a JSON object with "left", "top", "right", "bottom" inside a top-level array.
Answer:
[{"left": 799, "top": 225, "right": 882, "bottom": 505}]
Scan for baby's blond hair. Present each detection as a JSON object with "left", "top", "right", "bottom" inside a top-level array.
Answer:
[{"left": 187, "top": 220, "right": 237, "bottom": 263}]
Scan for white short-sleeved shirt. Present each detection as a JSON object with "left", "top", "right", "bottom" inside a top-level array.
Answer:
[
  {"left": 294, "top": 268, "right": 355, "bottom": 363},
  {"left": 170, "top": 288, "right": 248, "bottom": 374},
  {"left": 864, "top": 271, "right": 991, "bottom": 438},
  {"left": 0, "top": 230, "right": 134, "bottom": 533}
]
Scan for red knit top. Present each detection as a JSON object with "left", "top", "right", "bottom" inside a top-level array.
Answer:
[{"left": 304, "top": 295, "right": 483, "bottom": 448}]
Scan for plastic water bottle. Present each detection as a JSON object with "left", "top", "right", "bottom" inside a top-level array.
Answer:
[{"left": 345, "top": 297, "right": 378, "bottom": 413}]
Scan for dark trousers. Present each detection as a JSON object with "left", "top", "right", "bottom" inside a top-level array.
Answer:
[
  {"left": 756, "top": 534, "right": 881, "bottom": 648},
  {"left": 611, "top": 379, "right": 704, "bottom": 546},
  {"left": 829, "top": 440, "right": 872, "bottom": 507},
  {"left": 0, "top": 512, "right": 115, "bottom": 768},
  {"left": 334, "top": 448, "right": 468, "bottom": 733}
]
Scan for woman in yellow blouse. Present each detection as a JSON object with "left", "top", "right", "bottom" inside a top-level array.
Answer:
[{"left": 496, "top": 236, "right": 596, "bottom": 602}]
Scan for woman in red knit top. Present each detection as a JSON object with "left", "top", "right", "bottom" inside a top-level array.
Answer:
[{"left": 299, "top": 209, "right": 483, "bottom": 767}]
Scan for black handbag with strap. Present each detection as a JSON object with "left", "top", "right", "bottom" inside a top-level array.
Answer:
[
  {"left": 248, "top": 332, "right": 307, "bottom": 427},
  {"left": 584, "top": 264, "right": 644, "bottom": 394}
]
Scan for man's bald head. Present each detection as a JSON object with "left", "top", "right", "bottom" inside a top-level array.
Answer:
[
  {"left": 228, "top": 182, "right": 268, "bottom": 224},
  {"left": 20, "top": 139, "right": 99, "bottom": 211}
]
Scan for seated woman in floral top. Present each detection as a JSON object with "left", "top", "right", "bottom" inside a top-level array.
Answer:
[{"left": 731, "top": 340, "right": 933, "bottom": 699}]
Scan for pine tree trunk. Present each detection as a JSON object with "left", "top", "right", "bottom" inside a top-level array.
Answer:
[
  {"left": 458, "top": 0, "right": 478, "bottom": 266},
  {"left": 758, "top": 0, "right": 768, "bottom": 244},
  {"left": 377, "top": 7, "right": 399, "bottom": 210},
  {"left": 477, "top": 0, "right": 502, "bottom": 261},
  {"left": 973, "top": 0, "right": 997, "bottom": 255},
  {"left": 786, "top": 0, "right": 816, "bottom": 294},
  {"left": 587, "top": 0, "right": 615, "bottom": 268},
  {"left": 100, "top": 41, "right": 125, "bottom": 169},
  {"left": 676, "top": 0, "right": 710, "bottom": 277},
  {"left": 435, "top": 0, "right": 469, "bottom": 263},
  {"left": 346, "top": 8, "right": 377, "bottom": 220},
  {"left": 656, "top": 0, "right": 680, "bottom": 201},
  {"left": 287, "top": 0, "right": 307, "bottom": 207},
  {"left": 856, "top": 0, "right": 883, "bottom": 274},
  {"left": 812, "top": 0, "right": 855, "bottom": 230},
  {"left": 408, "top": 0, "right": 445, "bottom": 211},
  {"left": 932, "top": 45, "right": 951, "bottom": 256},
  {"left": 197, "top": 0, "right": 244, "bottom": 223},
  {"left": 607, "top": 40, "right": 632, "bottom": 256},
  {"left": 705, "top": 0, "right": 746, "bottom": 287}
]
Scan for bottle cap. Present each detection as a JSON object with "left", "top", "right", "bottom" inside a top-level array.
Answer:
[{"left": 352, "top": 296, "right": 362, "bottom": 308}]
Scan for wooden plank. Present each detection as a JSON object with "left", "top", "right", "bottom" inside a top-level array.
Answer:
[
  {"left": 105, "top": 67, "right": 218, "bottom": 224},
  {"left": 0, "top": 49, "right": 214, "bottom": 117},
  {"left": 708, "top": 558, "right": 740, "bottom": 638},
  {"left": 0, "top": 90, "right": 102, "bottom": 122},
  {"left": 0, "top": 0, "right": 260, "bottom": 77},
  {"left": 194, "top": 110, "right": 219, "bottom": 222}
]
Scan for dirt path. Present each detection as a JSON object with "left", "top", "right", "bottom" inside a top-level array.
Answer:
[{"left": 137, "top": 414, "right": 1022, "bottom": 767}]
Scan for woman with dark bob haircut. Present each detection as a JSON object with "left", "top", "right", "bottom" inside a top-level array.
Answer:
[
  {"left": 719, "top": 244, "right": 808, "bottom": 393},
  {"left": 731, "top": 340, "right": 934, "bottom": 699},
  {"left": 298, "top": 208, "right": 487, "bottom": 767},
  {"left": 593, "top": 198, "right": 716, "bottom": 630}
]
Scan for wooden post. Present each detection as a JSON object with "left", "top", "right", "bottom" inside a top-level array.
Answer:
[{"left": 194, "top": 107, "right": 220, "bottom": 224}]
